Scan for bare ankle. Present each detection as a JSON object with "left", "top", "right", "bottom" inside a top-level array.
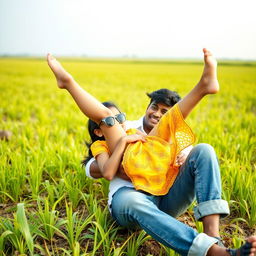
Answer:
[{"left": 207, "top": 244, "right": 229, "bottom": 256}]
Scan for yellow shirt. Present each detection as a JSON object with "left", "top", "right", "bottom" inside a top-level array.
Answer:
[{"left": 91, "top": 104, "right": 195, "bottom": 195}]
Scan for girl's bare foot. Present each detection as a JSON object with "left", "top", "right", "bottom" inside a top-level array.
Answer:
[
  {"left": 199, "top": 48, "right": 219, "bottom": 95},
  {"left": 47, "top": 53, "right": 73, "bottom": 89}
]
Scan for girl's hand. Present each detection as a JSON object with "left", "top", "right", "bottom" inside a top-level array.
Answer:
[
  {"left": 175, "top": 146, "right": 193, "bottom": 166},
  {"left": 122, "top": 134, "right": 146, "bottom": 144},
  {"left": 175, "top": 152, "right": 187, "bottom": 166}
]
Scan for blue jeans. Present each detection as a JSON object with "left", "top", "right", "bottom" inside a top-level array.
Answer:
[{"left": 111, "top": 144, "right": 230, "bottom": 256}]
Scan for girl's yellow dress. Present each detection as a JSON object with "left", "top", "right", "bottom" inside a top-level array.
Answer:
[{"left": 91, "top": 104, "right": 195, "bottom": 196}]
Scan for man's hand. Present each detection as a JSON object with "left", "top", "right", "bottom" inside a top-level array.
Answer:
[{"left": 89, "top": 159, "right": 131, "bottom": 181}]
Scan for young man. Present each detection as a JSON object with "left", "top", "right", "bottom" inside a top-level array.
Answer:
[
  {"left": 85, "top": 88, "right": 193, "bottom": 207},
  {"left": 84, "top": 88, "right": 231, "bottom": 255}
]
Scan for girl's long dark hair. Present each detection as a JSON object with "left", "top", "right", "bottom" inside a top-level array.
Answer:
[{"left": 82, "top": 101, "right": 122, "bottom": 166}]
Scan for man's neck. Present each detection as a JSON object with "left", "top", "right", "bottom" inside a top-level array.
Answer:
[{"left": 142, "top": 117, "right": 151, "bottom": 134}]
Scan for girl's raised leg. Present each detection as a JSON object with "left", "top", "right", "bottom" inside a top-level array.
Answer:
[
  {"left": 178, "top": 48, "right": 219, "bottom": 119},
  {"left": 148, "top": 48, "right": 219, "bottom": 139},
  {"left": 47, "top": 54, "right": 126, "bottom": 152}
]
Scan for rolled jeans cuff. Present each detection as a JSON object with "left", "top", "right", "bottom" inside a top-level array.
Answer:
[
  {"left": 188, "top": 233, "right": 218, "bottom": 256},
  {"left": 194, "top": 199, "right": 230, "bottom": 221}
]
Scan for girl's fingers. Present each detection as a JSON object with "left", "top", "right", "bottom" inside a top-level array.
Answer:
[
  {"left": 176, "top": 153, "right": 186, "bottom": 166},
  {"left": 126, "top": 134, "right": 146, "bottom": 143},
  {"left": 135, "top": 129, "right": 145, "bottom": 136},
  {"left": 136, "top": 134, "right": 146, "bottom": 142}
]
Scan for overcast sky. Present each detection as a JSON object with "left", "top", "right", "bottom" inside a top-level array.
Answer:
[{"left": 0, "top": 0, "right": 256, "bottom": 59}]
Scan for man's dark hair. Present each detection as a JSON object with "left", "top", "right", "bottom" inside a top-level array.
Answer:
[{"left": 146, "top": 88, "right": 181, "bottom": 107}]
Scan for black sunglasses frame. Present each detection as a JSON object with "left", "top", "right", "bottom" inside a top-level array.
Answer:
[{"left": 99, "top": 113, "right": 126, "bottom": 127}]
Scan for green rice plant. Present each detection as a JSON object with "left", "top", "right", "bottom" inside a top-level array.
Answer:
[
  {"left": 48, "top": 201, "right": 94, "bottom": 254},
  {"left": 160, "top": 244, "right": 180, "bottom": 256},
  {"left": 42, "top": 179, "right": 66, "bottom": 208},
  {"left": 232, "top": 236, "right": 243, "bottom": 249},
  {"left": 248, "top": 189, "right": 256, "bottom": 227},
  {"left": 0, "top": 217, "right": 26, "bottom": 255},
  {"left": 0, "top": 204, "right": 34, "bottom": 255},
  {"left": 27, "top": 155, "right": 45, "bottom": 199},
  {"left": 98, "top": 179, "right": 110, "bottom": 198},
  {"left": 42, "top": 180, "right": 58, "bottom": 207},
  {"left": 0, "top": 150, "right": 27, "bottom": 203},
  {"left": 0, "top": 190, "right": 15, "bottom": 204},
  {"left": 63, "top": 168, "right": 87, "bottom": 209},
  {"left": 125, "top": 230, "right": 151, "bottom": 256},
  {"left": 194, "top": 220, "right": 203, "bottom": 234},
  {"left": 236, "top": 196, "right": 256, "bottom": 228},
  {"left": 58, "top": 243, "right": 90, "bottom": 256},
  {"left": 84, "top": 204, "right": 120, "bottom": 255},
  {"left": 88, "top": 221, "right": 116, "bottom": 255},
  {"left": 0, "top": 230, "right": 12, "bottom": 255},
  {"left": 31, "top": 196, "right": 65, "bottom": 241},
  {"left": 111, "top": 234, "right": 134, "bottom": 256},
  {"left": 16, "top": 203, "right": 34, "bottom": 255},
  {"left": 58, "top": 241, "right": 83, "bottom": 256},
  {"left": 65, "top": 181, "right": 83, "bottom": 210},
  {"left": 228, "top": 223, "right": 246, "bottom": 248},
  {"left": 81, "top": 191, "right": 99, "bottom": 216}
]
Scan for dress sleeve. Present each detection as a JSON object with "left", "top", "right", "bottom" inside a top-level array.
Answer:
[
  {"left": 172, "top": 104, "right": 195, "bottom": 154},
  {"left": 90, "top": 140, "right": 110, "bottom": 157}
]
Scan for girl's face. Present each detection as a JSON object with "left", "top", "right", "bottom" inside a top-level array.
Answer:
[
  {"left": 108, "top": 106, "right": 126, "bottom": 131},
  {"left": 93, "top": 106, "right": 126, "bottom": 139}
]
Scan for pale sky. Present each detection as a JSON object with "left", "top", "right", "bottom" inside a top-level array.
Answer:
[{"left": 0, "top": 0, "right": 256, "bottom": 59}]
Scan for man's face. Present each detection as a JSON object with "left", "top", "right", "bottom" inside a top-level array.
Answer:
[{"left": 143, "top": 101, "right": 171, "bottom": 133}]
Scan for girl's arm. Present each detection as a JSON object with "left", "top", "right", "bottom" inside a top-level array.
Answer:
[{"left": 96, "top": 134, "right": 146, "bottom": 181}]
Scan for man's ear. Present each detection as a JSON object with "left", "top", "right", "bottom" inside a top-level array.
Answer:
[{"left": 94, "top": 128, "right": 103, "bottom": 137}]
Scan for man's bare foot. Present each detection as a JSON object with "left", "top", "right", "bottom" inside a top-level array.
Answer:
[
  {"left": 47, "top": 53, "right": 73, "bottom": 89},
  {"left": 199, "top": 48, "right": 219, "bottom": 95}
]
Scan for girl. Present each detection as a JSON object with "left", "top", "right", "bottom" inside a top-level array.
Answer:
[{"left": 47, "top": 48, "right": 217, "bottom": 196}]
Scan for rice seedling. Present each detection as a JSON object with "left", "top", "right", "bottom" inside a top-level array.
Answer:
[
  {"left": 0, "top": 204, "right": 35, "bottom": 255},
  {"left": 31, "top": 196, "right": 65, "bottom": 241},
  {"left": 125, "top": 231, "right": 151, "bottom": 256}
]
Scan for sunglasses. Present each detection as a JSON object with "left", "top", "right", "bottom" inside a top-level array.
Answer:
[{"left": 99, "top": 113, "right": 126, "bottom": 127}]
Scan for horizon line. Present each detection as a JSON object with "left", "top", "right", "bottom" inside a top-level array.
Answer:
[{"left": 1, "top": 53, "right": 256, "bottom": 62}]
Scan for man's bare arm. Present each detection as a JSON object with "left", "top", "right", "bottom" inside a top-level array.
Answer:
[
  {"left": 88, "top": 160, "right": 131, "bottom": 181},
  {"left": 89, "top": 160, "right": 104, "bottom": 179}
]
